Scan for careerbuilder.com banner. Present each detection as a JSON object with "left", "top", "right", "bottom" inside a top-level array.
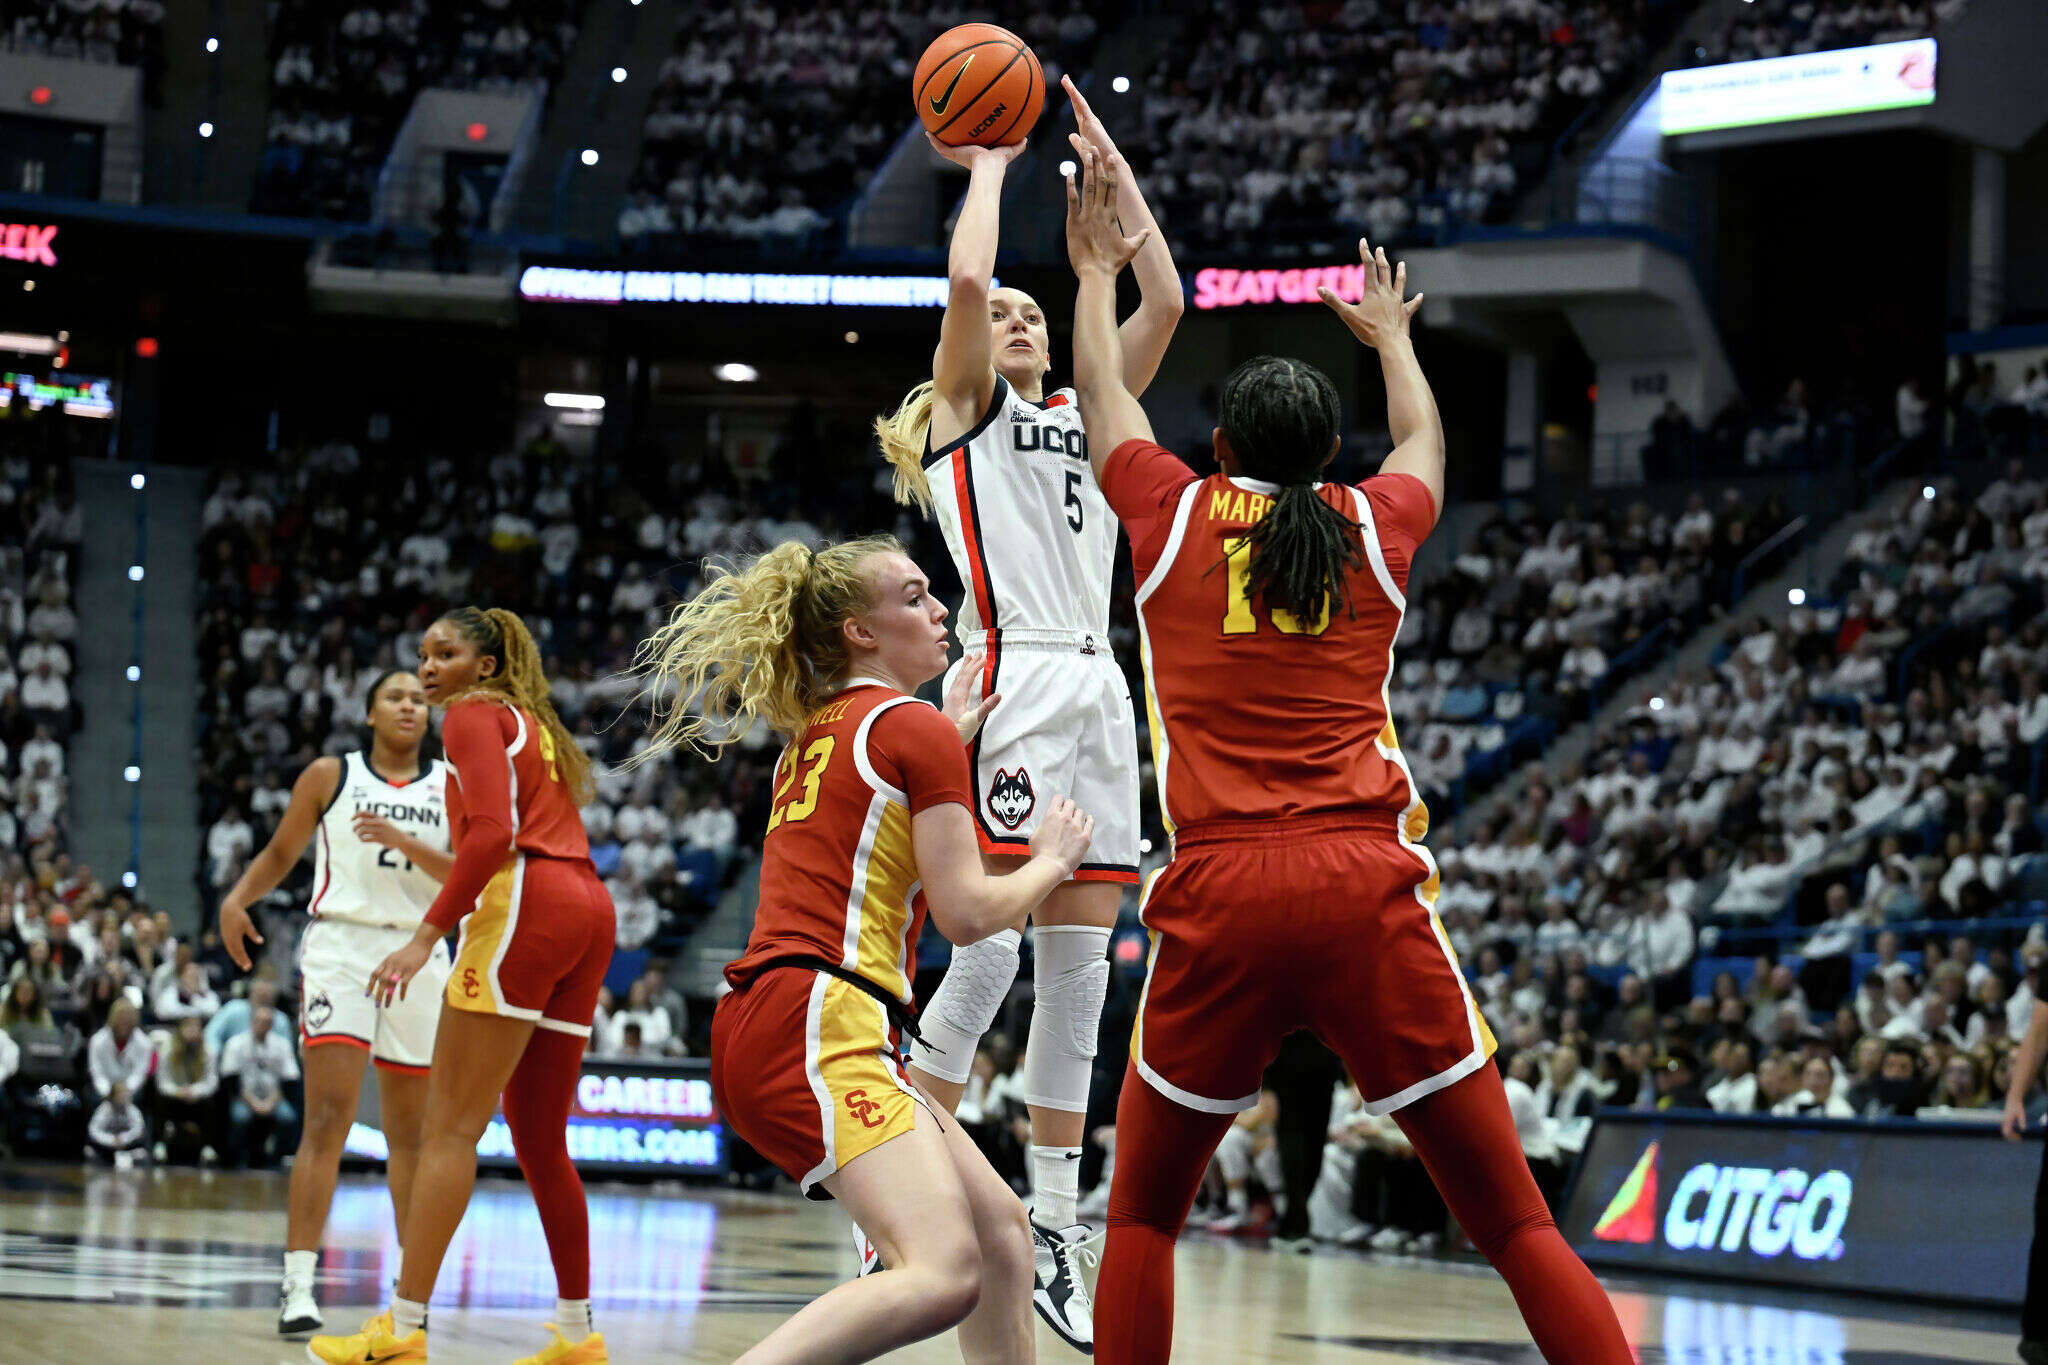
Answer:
[{"left": 1659, "top": 38, "right": 1936, "bottom": 136}]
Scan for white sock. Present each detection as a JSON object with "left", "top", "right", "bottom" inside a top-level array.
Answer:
[
  {"left": 392, "top": 1295, "right": 429, "bottom": 1337},
  {"left": 282, "top": 1249, "right": 316, "bottom": 1286},
  {"left": 1031, "top": 1144, "right": 1084, "bottom": 1228},
  {"left": 1227, "top": 1187, "right": 1248, "bottom": 1214},
  {"left": 556, "top": 1298, "right": 592, "bottom": 1340}
]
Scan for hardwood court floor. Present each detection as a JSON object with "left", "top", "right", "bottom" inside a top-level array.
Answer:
[{"left": 0, "top": 1162, "right": 2015, "bottom": 1363}]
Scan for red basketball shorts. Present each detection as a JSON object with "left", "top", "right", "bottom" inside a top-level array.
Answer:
[
  {"left": 447, "top": 853, "right": 615, "bottom": 1039},
  {"left": 711, "top": 968, "right": 924, "bottom": 1198},
  {"left": 1132, "top": 811, "right": 1497, "bottom": 1116}
]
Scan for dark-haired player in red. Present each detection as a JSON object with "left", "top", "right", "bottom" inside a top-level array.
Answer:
[
  {"left": 1064, "top": 146, "right": 1634, "bottom": 1363},
  {"left": 311, "top": 606, "right": 615, "bottom": 1365}
]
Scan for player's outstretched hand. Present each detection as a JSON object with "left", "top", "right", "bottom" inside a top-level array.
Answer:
[
  {"left": 1032, "top": 795, "right": 1095, "bottom": 876},
  {"left": 1064, "top": 142, "right": 1150, "bottom": 278},
  {"left": 1063, "top": 74, "right": 1127, "bottom": 170},
  {"left": 368, "top": 927, "right": 437, "bottom": 1007},
  {"left": 1319, "top": 237, "right": 1423, "bottom": 350},
  {"left": 926, "top": 132, "right": 1026, "bottom": 171},
  {"left": 218, "top": 900, "right": 263, "bottom": 972},
  {"left": 2004, "top": 1090, "right": 2031, "bottom": 1141},
  {"left": 942, "top": 651, "right": 1001, "bottom": 746}
]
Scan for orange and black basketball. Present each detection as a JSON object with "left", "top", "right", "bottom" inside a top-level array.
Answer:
[{"left": 913, "top": 23, "right": 1043, "bottom": 148}]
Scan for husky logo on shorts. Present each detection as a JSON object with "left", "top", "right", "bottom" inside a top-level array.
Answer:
[
  {"left": 305, "top": 992, "right": 331, "bottom": 1031},
  {"left": 987, "top": 767, "right": 1035, "bottom": 830}
]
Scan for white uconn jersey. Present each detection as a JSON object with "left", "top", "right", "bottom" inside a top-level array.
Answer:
[
  {"left": 309, "top": 752, "right": 451, "bottom": 930},
  {"left": 926, "top": 376, "right": 1114, "bottom": 638}
]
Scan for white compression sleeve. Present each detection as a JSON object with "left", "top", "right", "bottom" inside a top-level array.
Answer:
[
  {"left": 1019, "top": 924, "right": 1112, "bottom": 1112},
  {"left": 911, "top": 928, "right": 1022, "bottom": 1085}
]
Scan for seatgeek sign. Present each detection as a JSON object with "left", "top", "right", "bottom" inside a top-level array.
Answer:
[
  {"left": 1558, "top": 1113, "right": 2032, "bottom": 1305},
  {"left": 1191, "top": 263, "right": 1372, "bottom": 311},
  {"left": 0, "top": 223, "right": 58, "bottom": 268},
  {"left": 346, "top": 1058, "right": 726, "bottom": 1176},
  {"left": 519, "top": 265, "right": 959, "bottom": 308}
]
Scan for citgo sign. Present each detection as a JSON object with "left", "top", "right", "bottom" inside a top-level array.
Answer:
[
  {"left": 1589, "top": 1140, "right": 1852, "bottom": 1260},
  {"left": 1560, "top": 1114, "right": 2031, "bottom": 1306}
]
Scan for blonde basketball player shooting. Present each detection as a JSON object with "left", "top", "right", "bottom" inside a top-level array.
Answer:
[{"left": 874, "top": 77, "right": 1180, "bottom": 1351}]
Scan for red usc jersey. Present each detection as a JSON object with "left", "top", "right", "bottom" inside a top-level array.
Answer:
[
  {"left": 425, "top": 699, "right": 593, "bottom": 932},
  {"left": 1100, "top": 440, "right": 1438, "bottom": 836},
  {"left": 727, "top": 682, "right": 974, "bottom": 1003}
]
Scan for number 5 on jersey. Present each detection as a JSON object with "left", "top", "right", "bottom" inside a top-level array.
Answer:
[
  {"left": 1220, "top": 535, "right": 1330, "bottom": 636},
  {"left": 767, "top": 736, "right": 836, "bottom": 833}
]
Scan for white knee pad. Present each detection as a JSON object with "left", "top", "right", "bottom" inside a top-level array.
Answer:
[
  {"left": 910, "top": 928, "right": 1021, "bottom": 1085},
  {"left": 1020, "top": 925, "right": 1111, "bottom": 1112}
]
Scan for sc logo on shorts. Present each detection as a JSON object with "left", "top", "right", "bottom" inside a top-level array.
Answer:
[
  {"left": 844, "top": 1088, "right": 887, "bottom": 1130},
  {"left": 461, "top": 967, "right": 481, "bottom": 999},
  {"left": 988, "top": 767, "right": 1035, "bottom": 831}
]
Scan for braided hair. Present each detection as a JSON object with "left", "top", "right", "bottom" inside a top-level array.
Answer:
[
  {"left": 1217, "top": 356, "right": 1363, "bottom": 625},
  {"left": 435, "top": 606, "right": 593, "bottom": 804}
]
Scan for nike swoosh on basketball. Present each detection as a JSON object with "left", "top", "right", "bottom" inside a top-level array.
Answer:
[{"left": 930, "top": 54, "right": 975, "bottom": 116}]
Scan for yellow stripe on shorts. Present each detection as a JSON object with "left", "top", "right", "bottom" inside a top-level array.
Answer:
[
  {"left": 448, "top": 858, "right": 516, "bottom": 1017},
  {"left": 815, "top": 979, "right": 917, "bottom": 1173}
]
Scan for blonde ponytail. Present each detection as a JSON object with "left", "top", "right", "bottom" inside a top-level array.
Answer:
[
  {"left": 630, "top": 535, "right": 904, "bottom": 762},
  {"left": 873, "top": 381, "right": 938, "bottom": 516},
  {"left": 436, "top": 605, "right": 595, "bottom": 805}
]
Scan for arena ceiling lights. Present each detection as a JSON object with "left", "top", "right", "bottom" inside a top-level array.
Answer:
[{"left": 518, "top": 266, "right": 971, "bottom": 308}]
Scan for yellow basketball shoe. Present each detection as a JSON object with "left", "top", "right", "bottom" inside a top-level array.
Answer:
[
  {"left": 306, "top": 1310, "right": 428, "bottom": 1364},
  {"left": 513, "top": 1323, "right": 609, "bottom": 1364}
]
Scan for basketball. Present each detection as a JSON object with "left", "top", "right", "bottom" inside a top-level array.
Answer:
[{"left": 912, "top": 23, "right": 1043, "bottom": 149}]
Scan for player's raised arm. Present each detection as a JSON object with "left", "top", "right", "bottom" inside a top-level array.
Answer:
[
  {"left": 1320, "top": 237, "right": 1444, "bottom": 523},
  {"left": 1063, "top": 75, "right": 1183, "bottom": 397},
  {"left": 1066, "top": 143, "right": 1156, "bottom": 486},
  {"left": 930, "top": 136, "right": 1026, "bottom": 430},
  {"left": 216, "top": 756, "right": 341, "bottom": 971}
]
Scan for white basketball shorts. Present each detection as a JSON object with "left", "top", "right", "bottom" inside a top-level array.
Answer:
[
  {"left": 297, "top": 917, "right": 452, "bottom": 1072},
  {"left": 947, "top": 629, "right": 1140, "bottom": 885}
]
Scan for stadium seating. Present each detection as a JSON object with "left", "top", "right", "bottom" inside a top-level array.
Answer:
[
  {"left": 0, "top": 416, "right": 81, "bottom": 875},
  {"left": 194, "top": 434, "right": 712, "bottom": 968},
  {"left": 1442, "top": 458, "right": 2048, "bottom": 1123},
  {"left": 254, "top": 0, "right": 581, "bottom": 221},
  {"left": 1130, "top": 0, "right": 1695, "bottom": 255},
  {"left": 619, "top": 0, "right": 1107, "bottom": 251},
  {"left": 1692, "top": 0, "right": 1970, "bottom": 67},
  {"left": 1395, "top": 487, "right": 1798, "bottom": 814},
  {"left": 0, "top": 0, "right": 167, "bottom": 101}
]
